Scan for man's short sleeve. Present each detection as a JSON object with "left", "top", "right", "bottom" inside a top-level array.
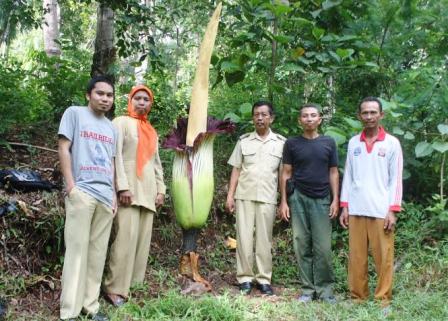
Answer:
[
  {"left": 282, "top": 139, "right": 293, "bottom": 165},
  {"left": 58, "top": 107, "right": 76, "bottom": 141},
  {"left": 228, "top": 140, "right": 243, "bottom": 168},
  {"left": 329, "top": 138, "right": 338, "bottom": 167}
]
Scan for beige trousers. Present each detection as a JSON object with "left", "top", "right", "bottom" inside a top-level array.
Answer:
[
  {"left": 103, "top": 205, "right": 154, "bottom": 297},
  {"left": 348, "top": 216, "right": 395, "bottom": 305},
  {"left": 60, "top": 187, "right": 113, "bottom": 319},
  {"left": 235, "top": 200, "right": 276, "bottom": 284}
]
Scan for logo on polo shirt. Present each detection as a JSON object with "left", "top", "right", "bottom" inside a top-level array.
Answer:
[
  {"left": 354, "top": 147, "right": 361, "bottom": 156},
  {"left": 378, "top": 148, "right": 386, "bottom": 157}
]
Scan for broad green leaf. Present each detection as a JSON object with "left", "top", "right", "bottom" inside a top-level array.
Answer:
[
  {"left": 223, "top": 112, "right": 240, "bottom": 123},
  {"left": 321, "top": 34, "right": 338, "bottom": 42},
  {"left": 329, "top": 51, "right": 341, "bottom": 62},
  {"left": 283, "top": 63, "right": 305, "bottom": 73},
  {"left": 317, "top": 67, "right": 331, "bottom": 73},
  {"left": 298, "top": 57, "right": 312, "bottom": 65},
  {"left": 336, "top": 48, "right": 355, "bottom": 59},
  {"left": 380, "top": 98, "right": 397, "bottom": 111},
  {"left": 269, "top": 2, "right": 292, "bottom": 16},
  {"left": 404, "top": 131, "right": 415, "bottom": 140},
  {"left": 393, "top": 127, "right": 404, "bottom": 135},
  {"left": 325, "top": 127, "right": 347, "bottom": 145},
  {"left": 402, "top": 169, "right": 411, "bottom": 180},
  {"left": 338, "top": 35, "right": 358, "bottom": 42},
  {"left": 311, "top": 9, "right": 322, "bottom": 18},
  {"left": 365, "top": 61, "right": 379, "bottom": 68},
  {"left": 221, "top": 61, "right": 240, "bottom": 73},
  {"left": 312, "top": 27, "right": 325, "bottom": 40},
  {"left": 290, "top": 17, "right": 314, "bottom": 25},
  {"left": 322, "top": 0, "right": 342, "bottom": 10},
  {"left": 291, "top": 47, "right": 305, "bottom": 59},
  {"left": 315, "top": 53, "right": 329, "bottom": 63},
  {"left": 225, "top": 71, "right": 245, "bottom": 86},
  {"left": 343, "top": 117, "right": 362, "bottom": 130},
  {"left": 432, "top": 141, "right": 448, "bottom": 153},
  {"left": 239, "top": 103, "right": 252, "bottom": 117},
  {"left": 415, "top": 141, "right": 433, "bottom": 158},
  {"left": 437, "top": 124, "right": 448, "bottom": 135},
  {"left": 305, "top": 51, "right": 316, "bottom": 57},
  {"left": 407, "top": 70, "right": 420, "bottom": 80},
  {"left": 390, "top": 111, "right": 402, "bottom": 118},
  {"left": 273, "top": 34, "right": 294, "bottom": 43}
]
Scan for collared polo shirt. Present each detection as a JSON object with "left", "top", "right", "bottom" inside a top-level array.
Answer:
[
  {"left": 228, "top": 130, "right": 285, "bottom": 204},
  {"left": 340, "top": 127, "right": 403, "bottom": 219}
]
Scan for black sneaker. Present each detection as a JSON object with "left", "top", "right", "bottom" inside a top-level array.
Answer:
[
  {"left": 88, "top": 312, "right": 109, "bottom": 321},
  {"left": 321, "top": 296, "right": 337, "bottom": 304},
  {"left": 256, "top": 283, "right": 274, "bottom": 296},
  {"left": 239, "top": 282, "right": 253, "bottom": 295}
]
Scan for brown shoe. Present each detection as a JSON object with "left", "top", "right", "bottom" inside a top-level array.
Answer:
[{"left": 104, "top": 293, "right": 125, "bottom": 307}]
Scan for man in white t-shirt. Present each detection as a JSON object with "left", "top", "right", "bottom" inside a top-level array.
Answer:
[
  {"left": 58, "top": 76, "right": 117, "bottom": 321},
  {"left": 340, "top": 97, "right": 403, "bottom": 309}
]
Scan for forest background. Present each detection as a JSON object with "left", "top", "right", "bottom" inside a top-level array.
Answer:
[{"left": 0, "top": 0, "right": 447, "bottom": 320}]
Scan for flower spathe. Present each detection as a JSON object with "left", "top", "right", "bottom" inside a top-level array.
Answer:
[{"left": 163, "top": 117, "right": 234, "bottom": 229}]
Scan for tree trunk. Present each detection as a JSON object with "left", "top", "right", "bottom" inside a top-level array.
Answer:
[
  {"left": 0, "top": 13, "right": 12, "bottom": 59},
  {"left": 173, "top": 26, "right": 180, "bottom": 95},
  {"left": 324, "top": 74, "right": 335, "bottom": 121},
  {"left": 91, "top": 3, "right": 116, "bottom": 118},
  {"left": 42, "top": 0, "right": 61, "bottom": 57},
  {"left": 91, "top": 4, "right": 115, "bottom": 78},
  {"left": 134, "top": 0, "right": 152, "bottom": 84},
  {"left": 268, "top": 17, "right": 278, "bottom": 103}
]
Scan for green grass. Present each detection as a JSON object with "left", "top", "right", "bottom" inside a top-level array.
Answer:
[
  {"left": 99, "top": 241, "right": 448, "bottom": 321},
  {"left": 105, "top": 289, "right": 447, "bottom": 321}
]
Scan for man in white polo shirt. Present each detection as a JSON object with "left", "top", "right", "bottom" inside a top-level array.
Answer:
[{"left": 340, "top": 97, "right": 403, "bottom": 309}]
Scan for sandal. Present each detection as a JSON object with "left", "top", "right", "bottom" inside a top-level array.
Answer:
[{"left": 104, "top": 293, "right": 125, "bottom": 307}]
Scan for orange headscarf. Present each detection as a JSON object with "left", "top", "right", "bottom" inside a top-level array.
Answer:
[{"left": 127, "top": 85, "right": 157, "bottom": 178}]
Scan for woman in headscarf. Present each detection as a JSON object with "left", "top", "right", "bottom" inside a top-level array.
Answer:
[{"left": 104, "top": 85, "right": 166, "bottom": 306}]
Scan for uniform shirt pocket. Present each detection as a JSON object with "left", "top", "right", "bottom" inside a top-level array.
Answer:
[
  {"left": 268, "top": 147, "right": 283, "bottom": 169},
  {"left": 241, "top": 144, "right": 257, "bottom": 164}
]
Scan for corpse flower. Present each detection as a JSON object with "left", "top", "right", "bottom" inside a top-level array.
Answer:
[{"left": 162, "top": 3, "right": 233, "bottom": 290}]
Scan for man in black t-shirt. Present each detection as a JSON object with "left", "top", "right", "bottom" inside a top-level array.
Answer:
[{"left": 279, "top": 104, "right": 339, "bottom": 303}]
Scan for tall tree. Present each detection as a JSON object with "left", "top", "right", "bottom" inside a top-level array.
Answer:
[
  {"left": 91, "top": 3, "right": 115, "bottom": 77},
  {"left": 42, "top": 0, "right": 61, "bottom": 57}
]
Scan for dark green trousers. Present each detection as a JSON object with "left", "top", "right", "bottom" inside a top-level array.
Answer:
[{"left": 288, "top": 189, "right": 334, "bottom": 299}]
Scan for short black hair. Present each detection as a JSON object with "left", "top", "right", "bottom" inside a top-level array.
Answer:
[
  {"left": 300, "top": 103, "right": 321, "bottom": 115},
  {"left": 86, "top": 75, "right": 115, "bottom": 95},
  {"left": 358, "top": 96, "right": 382, "bottom": 112},
  {"left": 252, "top": 100, "right": 273, "bottom": 115}
]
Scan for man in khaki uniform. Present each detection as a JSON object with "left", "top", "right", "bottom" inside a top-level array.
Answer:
[
  {"left": 226, "top": 101, "right": 285, "bottom": 296},
  {"left": 58, "top": 76, "right": 116, "bottom": 321}
]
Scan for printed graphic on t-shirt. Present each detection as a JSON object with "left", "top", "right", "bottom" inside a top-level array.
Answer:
[
  {"left": 378, "top": 147, "right": 386, "bottom": 157},
  {"left": 354, "top": 147, "right": 362, "bottom": 156},
  {"left": 79, "top": 128, "right": 114, "bottom": 178}
]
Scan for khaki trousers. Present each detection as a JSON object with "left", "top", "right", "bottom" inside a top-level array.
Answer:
[
  {"left": 348, "top": 216, "right": 394, "bottom": 305},
  {"left": 60, "top": 187, "right": 113, "bottom": 319},
  {"left": 235, "top": 200, "right": 276, "bottom": 284},
  {"left": 104, "top": 206, "right": 154, "bottom": 297}
]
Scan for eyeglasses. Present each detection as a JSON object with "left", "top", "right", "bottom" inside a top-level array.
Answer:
[{"left": 253, "top": 113, "right": 271, "bottom": 118}]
